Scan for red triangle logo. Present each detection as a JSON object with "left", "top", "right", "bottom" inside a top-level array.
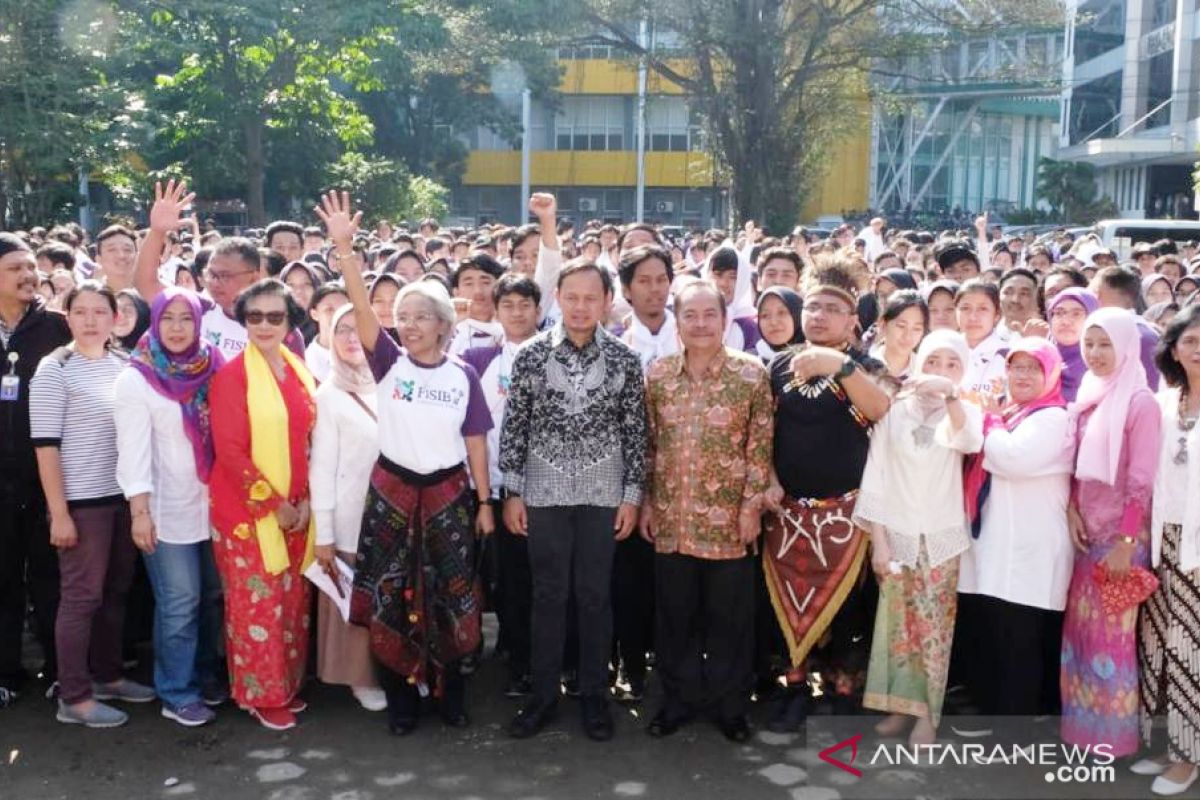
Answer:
[{"left": 818, "top": 734, "right": 863, "bottom": 777}]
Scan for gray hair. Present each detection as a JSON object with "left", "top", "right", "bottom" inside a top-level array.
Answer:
[{"left": 395, "top": 280, "right": 457, "bottom": 347}]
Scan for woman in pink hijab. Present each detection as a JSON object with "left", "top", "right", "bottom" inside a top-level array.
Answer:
[{"left": 1061, "top": 307, "right": 1162, "bottom": 757}]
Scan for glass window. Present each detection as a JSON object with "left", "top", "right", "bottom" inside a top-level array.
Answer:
[
  {"left": 1146, "top": 51, "right": 1173, "bottom": 128},
  {"left": 1068, "top": 70, "right": 1123, "bottom": 144},
  {"left": 1074, "top": 0, "right": 1127, "bottom": 65},
  {"left": 555, "top": 97, "right": 627, "bottom": 151}
]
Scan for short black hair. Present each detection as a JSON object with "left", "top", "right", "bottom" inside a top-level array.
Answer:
[
  {"left": 212, "top": 237, "right": 262, "bottom": 273},
  {"left": 618, "top": 245, "right": 672, "bottom": 288},
  {"left": 36, "top": 241, "right": 75, "bottom": 271},
  {"left": 1095, "top": 265, "right": 1142, "bottom": 306},
  {"left": 757, "top": 246, "right": 804, "bottom": 275},
  {"left": 259, "top": 247, "right": 288, "bottom": 277},
  {"left": 511, "top": 224, "right": 540, "bottom": 253},
  {"left": 617, "top": 222, "right": 662, "bottom": 251},
  {"left": 0, "top": 232, "right": 33, "bottom": 260},
  {"left": 234, "top": 278, "right": 307, "bottom": 329},
  {"left": 310, "top": 282, "right": 348, "bottom": 310},
  {"left": 708, "top": 247, "right": 740, "bottom": 276},
  {"left": 880, "top": 288, "right": 929, "bottom": 329},
  {"left": 999, "top": 267, "right": 1038, "bottom": 290},
  {"left": 264, "top": 221, "right": 304, "bottom": 249},
  {"left": 96, "top": 224, "right": 137, "bottom": 252},
  {"left": 557, "top": 258, "right": 614, "bottom": 295},
  {"left": 493, "top": 273, "right": 542, "bottom": 305},
  {"left": 1156, "top": 303, "right": 1200, "bottom": 390},
  {"left": 450, "top": 254, "right": 504, "bottom": 288},
  {"left": 1045, "top": 264, "right": 1088, "bottom": 288}
]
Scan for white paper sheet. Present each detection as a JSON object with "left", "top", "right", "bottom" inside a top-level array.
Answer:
[{"left": 303, "top": 557, "right": 354, "bottom": 622}]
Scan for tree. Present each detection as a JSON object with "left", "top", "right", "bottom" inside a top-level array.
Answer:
[
  {"left": 575, "top": 0, "right": 1062, "bottom": 231},
  {"left": 1036, "top": 157, "right": 1104, "bottom": 222},
  {"left": 570, "top": 0, "right": 913, "bottom": 231},
  {"left": 0, "top": 0, "right": 140, "bottom": 228},
  {"left": 118, "top": 1, "right": 394, "bottom": 225}
]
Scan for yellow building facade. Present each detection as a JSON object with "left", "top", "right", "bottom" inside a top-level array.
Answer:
[{"left": 452, "top": 53, "right": 870, "bottom": 228}]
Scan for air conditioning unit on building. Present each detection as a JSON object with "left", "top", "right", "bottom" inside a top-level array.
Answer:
[
  {"left": 656, "top": 201, "right": 675, "bottom": 213},
  {"left": 578, "top": 198, "right": 599, "bottom": 212}
]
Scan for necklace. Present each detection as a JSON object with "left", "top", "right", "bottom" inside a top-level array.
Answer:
[{"left": 1174, "top": 391, "right": 1199, "bottom": 466}]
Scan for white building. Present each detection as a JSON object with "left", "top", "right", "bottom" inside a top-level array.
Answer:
[{"left": 1059, "top": 0, "right": 1198, "bottom": 218}]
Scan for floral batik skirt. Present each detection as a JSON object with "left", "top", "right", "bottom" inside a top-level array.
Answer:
[
  {"left": 863, "top": 544, "right": 959, "bottom": 727},
  {"left": 210, "top": 523, "right": 311, "bottom": 709},
  {"left": 1061, "top": 538, "right": 1147, "bottom": 757}
]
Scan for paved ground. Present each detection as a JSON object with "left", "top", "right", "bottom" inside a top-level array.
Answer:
[{"left": 0, "top": 619, "right": 1191, "bottom": 800}]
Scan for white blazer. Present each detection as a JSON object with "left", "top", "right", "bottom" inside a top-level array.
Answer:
[
  {"left": 958, "top": 406, "right": 1075, "bottom": 611},
  {"left": 309, "top": 382, "right": 379, "bottom": 554}
]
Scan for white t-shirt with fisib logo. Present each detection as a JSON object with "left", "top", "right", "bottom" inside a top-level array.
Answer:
[{"left": 367, "top": 333, "right": 492, "bottom": 474}]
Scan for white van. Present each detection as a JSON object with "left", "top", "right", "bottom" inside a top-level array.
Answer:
[{"left": 1093, "top": 219, "right": 1200, "bottom": 258}]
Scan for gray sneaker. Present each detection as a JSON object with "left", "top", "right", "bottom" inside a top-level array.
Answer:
[
  {"left": 162, "top": 701, "right": 217, "bottom": 727},
  {"left": 57, "top": 699, "right": 128, "bottom": 728},
  {"left": 93, "top": 679, "right": 156, "bottom": 704}
]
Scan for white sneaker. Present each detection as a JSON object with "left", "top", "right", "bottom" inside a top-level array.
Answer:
[
  {"left": 1153, "top": 766, "right": 1199, "bottom": 796},
  {"left": 1131, "top": 757, "right": 1171, "bottom": 776},
  {"left": 352, "top": 686, "right": 387, "bottom": 712}
]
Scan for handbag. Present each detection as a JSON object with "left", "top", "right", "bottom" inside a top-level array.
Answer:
[{"left": 1092, "top": 562, "right": 1159, "bottom": 614}]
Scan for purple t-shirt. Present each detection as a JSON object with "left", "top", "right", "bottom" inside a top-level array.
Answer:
[
  {"left": 1136, "top": 318, "right": 1161, "bottom": 392},
  {"left": 367, "top": 332, "right": 492, "bottom": 473}
]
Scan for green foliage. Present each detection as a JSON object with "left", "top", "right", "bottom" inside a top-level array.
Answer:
[
  {"left": 322, "top": 153, "right": 449, "bottom": 224},
  {"left": 1035, "top": 157, "right": 1113, "bottom": 222},
  {"left": 0, "top": 0, "right": 142, "bottom": 227}
]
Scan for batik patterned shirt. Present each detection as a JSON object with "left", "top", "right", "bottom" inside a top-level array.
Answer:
[
  {"left": 645, "top": 348, "right": 773, "bottom": 559},
  {"left": 499, "top": 323, "right": 647, "bottom": 508}
]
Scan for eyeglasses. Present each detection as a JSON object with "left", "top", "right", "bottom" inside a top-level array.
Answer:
[
  {"left": 1007, "top": 362, "right": 1044, "bottom": 376},
  {"left": 205, "top": 269, "right": 256, "bottom": 284},
  {"left": 396, "top": 313, "right": 437, "bottom": 326},
  {"left": 802, "top": 303, "right": 850, "bottom": 316},
  {"left": 244, "top": 310, "right": 288, "bottom": 327},
  {"left": 333, "top": 326, "right": 359, "bottom": 339},
  {"left": 1050, "top": 308, "right": 1087, "bottom": 320}
]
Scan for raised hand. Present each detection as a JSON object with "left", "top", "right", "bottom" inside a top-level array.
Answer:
[
  {"left": 149, "top": 180, "right": 196, "bottom": 236},
  {"left": 528, "top": 192, "right": 557, "bottom": 222},
  {"left": 314, "top": 190, "right": 362, "bottom": 245}
]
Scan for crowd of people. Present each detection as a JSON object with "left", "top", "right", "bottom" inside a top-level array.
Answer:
[{"left": 2, "top": 182, "right": 1200, "bottom": 795}]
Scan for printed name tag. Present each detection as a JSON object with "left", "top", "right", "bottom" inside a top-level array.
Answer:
[{"left": 0, "top": 375, "right": 18, "bottom": 402}]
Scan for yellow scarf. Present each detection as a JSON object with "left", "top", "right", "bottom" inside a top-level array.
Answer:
[{"left": 238, "top": 343, "right": 317, "bottom": 575}]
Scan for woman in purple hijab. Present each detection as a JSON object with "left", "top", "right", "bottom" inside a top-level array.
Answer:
[
  {"left": 1047, "top": 287, "right": 1100, "bottom": 402},
  {"left": 114, "top": 287, "right": 227, "bottom": 727}
]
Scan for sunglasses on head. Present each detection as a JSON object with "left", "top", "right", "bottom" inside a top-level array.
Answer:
[{"left": 244, "top": 310, "right": 288, "bottom": 326}]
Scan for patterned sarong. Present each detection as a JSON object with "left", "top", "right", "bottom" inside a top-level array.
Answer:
[
  {"left": 349, "top": 458, "right": 482, "bottom": 687},
  {"left": 762, "top": 491, "right": 868, "bottom": 668}
]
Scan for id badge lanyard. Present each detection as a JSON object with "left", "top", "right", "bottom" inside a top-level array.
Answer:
[{"left": 1, "top": 353, "right": 19, "bottom": 402}]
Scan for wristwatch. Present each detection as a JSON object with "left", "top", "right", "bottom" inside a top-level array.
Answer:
[
  {"left": 946, "top": 387, "right": 960, "bottom": 402},
  {"left": 834, "top": 355, "right": 856, "bottom": 381}
]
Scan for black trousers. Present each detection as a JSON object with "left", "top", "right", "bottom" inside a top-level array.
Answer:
[
  {"left": 493, "top": 500, "right": 532, "bottom": 678},
  {"left": 373, "top": 656, "right": 465, "bottom": 719},
  {"left": 527, "top": 505, "right": 617, "bottom": 703},
  {"left": 0, "top": 497, "right": 59, "bottom": 690},
  {"left": 655, "top": 553, "right": 754, "bottom": 720},
  {"left": 612, "top": 534, "right": 655, "bottom": 681},
  {"left": 959, "top": 592, "right": 1063, "bottom": 716}
]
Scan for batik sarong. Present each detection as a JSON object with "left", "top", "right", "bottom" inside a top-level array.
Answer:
[{"left": 349, "top": 457, "right": 481, "bottom": 687}]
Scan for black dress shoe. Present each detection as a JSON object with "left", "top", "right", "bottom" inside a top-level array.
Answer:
[
  {"left": 388, "top": 716, "right": 418, "bottom": 735},
  {"left": 646, "top": 708, "right": 690, "bottom": 738},
  {"left": 507, "top": 698, "right": 557, "bottom": 739},
  {"left": 504, "top": 674, "right": 532, "bottom": 699},
  {"left": 581, "top": 694, "right": 614, "bottom": 741},
  {"left": 768, "top": 688, "right": 810, "bottom": 733},
  {"left": 718, "top": 715, "right": 751, "bottom": 743}
]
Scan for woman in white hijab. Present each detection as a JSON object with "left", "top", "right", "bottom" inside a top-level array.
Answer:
[
  {"left": 309, "top": 304, "right": 385, "bottom": 711},
  {"left": 854, "top": 329, "right": 983, "bottom": 746}
]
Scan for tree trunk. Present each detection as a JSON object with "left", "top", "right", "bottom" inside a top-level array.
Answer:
[{"left": 243, "top": 114, "right": 267, "bottom": 226}]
